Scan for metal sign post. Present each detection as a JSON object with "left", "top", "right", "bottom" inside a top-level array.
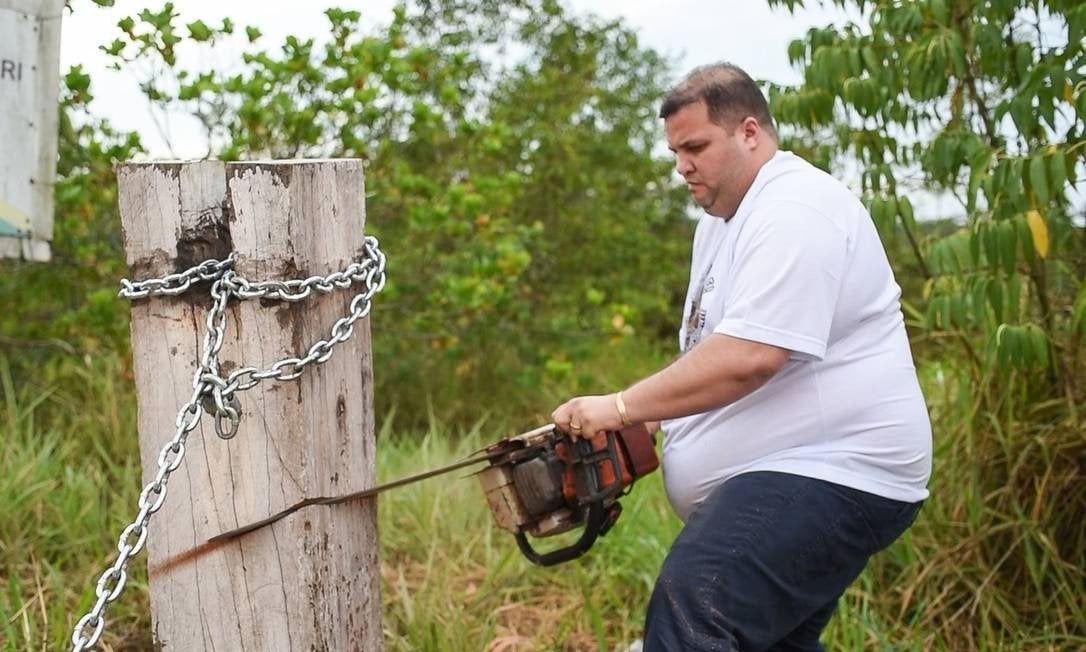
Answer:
[{"left": 0, "top": 0, "right": 63, "bottom": 261}]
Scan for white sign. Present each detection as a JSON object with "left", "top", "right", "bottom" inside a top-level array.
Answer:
[{"left": 0, "top": 0, "right": 62, "bottom": 262}]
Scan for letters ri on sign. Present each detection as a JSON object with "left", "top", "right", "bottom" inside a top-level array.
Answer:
[{"left": 0, "top": 59, "right": 24, "bottom": 81}]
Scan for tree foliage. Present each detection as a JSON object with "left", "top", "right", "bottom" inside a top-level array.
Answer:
[
  {"left": 769, "top": 0, "right": 1084, "bottom": 401},
  {"left": 6, "top": 0, "right": 692, "bottom": 425},
  {"left": 768, "top": 0, "right": 1085, "bottom": 643}
]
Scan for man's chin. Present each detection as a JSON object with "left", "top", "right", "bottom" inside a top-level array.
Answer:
[
  {"left": 699, "top": 198, "right": 732, "bottom": 219},
  {"left": 689, "top": 190, "right": 712, "bottom": 210}
]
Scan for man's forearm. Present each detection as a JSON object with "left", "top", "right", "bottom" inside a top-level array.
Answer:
[
  {"left": 549, "top": 335, "right": 789, "bottom": 439},
  {"left": 622, "top": 334, "right": 789, "bottom": 424}
]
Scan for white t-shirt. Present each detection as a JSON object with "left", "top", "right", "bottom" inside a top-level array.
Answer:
[{"left": 661, "top": 150, "right": 932, "bottom": 520}]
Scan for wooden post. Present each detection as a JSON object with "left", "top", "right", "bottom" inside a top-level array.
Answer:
[{"left": 116, "top": 160, "right": 382, "bottom": 651}]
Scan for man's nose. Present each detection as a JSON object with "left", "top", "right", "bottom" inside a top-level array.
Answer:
[{"left": 675, "top": 154, "right": 694, "bottom": 176}]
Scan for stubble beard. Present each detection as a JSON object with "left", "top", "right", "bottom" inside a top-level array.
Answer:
[
  {"left": 697, "top": 184, "right": 730, "bottom": 217},
  {"left": 693, "top": 184, "right": 717, "bottom": 211}
]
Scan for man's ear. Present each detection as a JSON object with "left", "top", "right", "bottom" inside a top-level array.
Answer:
[
  {"left": 740, "top": 116, "right": 761, "bottom": 146},
  {"left": 734, "top": 117, "right": 760, "bottom": 148}
]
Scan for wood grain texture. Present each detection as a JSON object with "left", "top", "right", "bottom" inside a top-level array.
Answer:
[{"left": 117, "top": 160, "right": 381, "bottom": 651}]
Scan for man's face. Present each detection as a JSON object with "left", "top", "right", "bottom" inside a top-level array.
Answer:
[{"left": 665, "top": 100, "right": 757, "bottom": 219}]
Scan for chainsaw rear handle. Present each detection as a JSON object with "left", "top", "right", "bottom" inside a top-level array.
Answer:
[
  {"left": 514, "top": 501, "right": 617, "bottom": 566},
  {"left": 491, "top": 426, "right": 658, "bottom": 566},
  {"left": 515, "top": 435, "right": 624, "bottom": 566}
]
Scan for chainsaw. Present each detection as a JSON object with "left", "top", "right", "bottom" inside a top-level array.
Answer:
[{"left": 193, "top": 424, "right": 659, "bottom": 569}]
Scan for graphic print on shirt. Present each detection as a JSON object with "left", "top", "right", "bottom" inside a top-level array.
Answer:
[{"left": 682, "top": 272, "right": 714, "bottom": 352}]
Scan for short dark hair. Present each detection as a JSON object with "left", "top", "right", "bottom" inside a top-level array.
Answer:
[{"left": 659, "top": 62, "right": 777, "bottom": 140}]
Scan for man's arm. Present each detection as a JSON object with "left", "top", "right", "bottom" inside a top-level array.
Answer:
[{"left": 551, "top": 333, "right": 790, "bottom": 437}]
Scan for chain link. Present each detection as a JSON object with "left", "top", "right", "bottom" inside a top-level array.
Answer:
[
  {"left": 118, "top": 256, "right": 235, "bottom": 299},
  {"left": 70, "top": 236, "right": 386, "bottom": 651}
]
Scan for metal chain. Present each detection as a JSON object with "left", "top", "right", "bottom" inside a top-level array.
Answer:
[
  {"left": 118, "top": 256, "right": 235, "bottom": 299},
  {"left": 70, "top": 236, "right": 386, "bottom": 651}
]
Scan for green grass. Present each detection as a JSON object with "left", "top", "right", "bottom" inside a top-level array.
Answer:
[
  {"left": 1, "top": 353, "right": 1083, "bottom": 650},
  {"left": 377, "top": 421, "right": 681, "bottom": 651}
]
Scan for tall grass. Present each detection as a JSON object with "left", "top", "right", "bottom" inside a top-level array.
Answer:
[
  {"left": 377, "top": 420, "right": 681, "bottom": 651},
  {"left": 0, "top": 348, "right": 1083, "bottom": 650}
]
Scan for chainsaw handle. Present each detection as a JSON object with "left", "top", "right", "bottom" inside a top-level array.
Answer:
[{"left": 514, "top": 502, "right": 607, "bottom": 567}]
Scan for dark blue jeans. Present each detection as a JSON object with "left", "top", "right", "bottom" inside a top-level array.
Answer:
[{"left": 643, "top": 471, "right": 922, "bottom": 652}]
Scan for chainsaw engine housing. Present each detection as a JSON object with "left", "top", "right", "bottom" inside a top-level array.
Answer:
[{"left": 476, "top": 426, "right": 658, "bottom": 565}]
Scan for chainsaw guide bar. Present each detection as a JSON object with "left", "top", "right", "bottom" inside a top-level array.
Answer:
[{"left": 199, "top": 423, "right": 658, "bottom": 567}]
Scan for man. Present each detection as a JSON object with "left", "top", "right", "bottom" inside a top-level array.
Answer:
[{"left": 551, "top": 62, "right": 932, "bottom": 651}]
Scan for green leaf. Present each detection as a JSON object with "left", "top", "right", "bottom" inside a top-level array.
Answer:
[
  {"left": 1072, "top": 285, "right": 1086, "bottom": 335},
  {"left": 1004, "top": 324, "right": 1026, "bottom": 368},
  {"left": 995, "top": 323, "right": 1010, "bottom": 367},
  {"left": 898, "top": 195, "right": 917, "bottom": 234},
  {"left": 848, "top": 47, "right": 862, "bottom": 76},
  {"left": 1029, "top": 325, "right": 1049, "bottom": 369},
  {"left": 861, "top": 45, "right": 879, "bottom": 72},
  {"left": 987, "top": 278, "right": 1004, "bottom": 321},
  {"left": 967, "top": 149, "right": 992, "bottom": 214},
  {"left": 1007, "top": 276, "right": 1022, "bottom": 322},
  {"left": 187, "top": 19, "right": 213, "bottom": 42},
  {"left": 982, "top": 221, "right": 998, "bottom": 270},
  {"left": 1009, "top": 97, "right": 1034, "bottom": 138},
  {"left": 947, "top": 30, "right": 967, "bottom": 78},
  {"left": 968, "top": 224, "right": 981, "bottom": 266},
  {"left": 1015, "top": 44, "right": 1031, "bottom": 83},
  {"left": 931, "top": 0, "right": 949, "bottom": 25},
  {"left": 64, "top": 65, "right": 92, "bottom": 94},
  {"left": 246, "top": 26, "right": 262, "bottom": 42},
  {"left": 1005, "top": 158, "right": 1024, "bottom": 207},
  {"left": 999, "top": 220, "right": 1017, "bottom": 276},
  {"left": 951, "top": 294, "right": 967, "bottom": 328},
  {"left": 1029, "top": 154, "right": 1049, "bottom": 204},
  {"left": 787, "top": 39, "right": 806, "bottom": 65},
  {"left": 101, "top": 39, "right": 125, "bottom": 57},
  {"left": 972, "top": 277, "right": 988, "bottom": 326},
  {"left": 1048, "top": 148, "right": 1067, "bottom": 195},
  {"left": 925, "top": 296, "right": 941, "bottom": 329},
  {"left": 1016, "top": 213, "right": 1036, "bottom": 264}
]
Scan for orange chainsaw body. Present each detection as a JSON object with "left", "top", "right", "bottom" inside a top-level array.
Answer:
[{"left": 476, "top": 425, "right": 659, "bottom": 565}]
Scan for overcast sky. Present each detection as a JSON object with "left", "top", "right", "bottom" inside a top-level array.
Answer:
[
  {"left": 59, "top": 1, "right": 853, "bottom": 158},
  {"left": 61, "top": 1, "right": 1005, "bottom": 220},
  {"left": 43, "top": 2, "right": 1085, "bottom": 223}
]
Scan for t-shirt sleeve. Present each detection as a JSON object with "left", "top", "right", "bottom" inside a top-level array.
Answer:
[{"left": 712, "top": 201, "right": 847, "bottom": 360}]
